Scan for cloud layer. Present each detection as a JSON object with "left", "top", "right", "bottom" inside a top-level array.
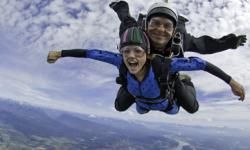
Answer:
[{"left": 0, "top": 0, "right": 250, "bottom": 128}]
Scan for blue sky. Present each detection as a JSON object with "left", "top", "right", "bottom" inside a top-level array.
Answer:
[{"left": 0, "top": 0, "right": 250, "bottom": 130}]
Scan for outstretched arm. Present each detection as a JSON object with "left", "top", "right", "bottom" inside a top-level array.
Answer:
[
  {"left": 183, "top": 33, "right": 247, "bottom": 54},
  {"left": 176, "top": 15, "right": 247, "bottom": 54},
  {"left": 204, "top": 61, "right": 245, "bottom": 101},
  {"left": 47, "top": 49, "right": 87, "bottom": 63},
  {"left": 47, "top": 49, "right": 123, "bottom": 68},
  {"left": 170, "top": 57, "right": 245, "bottom": 101}
]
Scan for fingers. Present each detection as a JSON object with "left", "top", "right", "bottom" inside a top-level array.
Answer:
[
  {"left": 47, "top": 52, "right": 55, "bottom": 63},
  {"left": 47, "top": 51, "right": 60, "bottom": 64},
  {"left": 238, "top": 35, "right": 247, "bottom": 40},
  {"left": 235, "top": 86, "right": 245, "bottom": 101},
  {"left": 238, "top": 86, "right": 245, "bottom": 101},
  {"left": 47, "top": 58, "right": 56, "bottom": 64},
  {"left": 230, "top": 79, "right": 246, "bottom": 101},
  {"left": 237, "top": 35, "right": 247, "bottom": 47},
  {"left": 240, "top": 35, "right": 247, "bottom": 43}
]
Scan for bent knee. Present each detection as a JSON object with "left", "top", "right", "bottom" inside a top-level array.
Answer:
[
  {"left": 186, "top": 102, "right": 199, "bottom": 114},
  {"left": 114, "top": 103, "right": 129, "bottom": 112}
]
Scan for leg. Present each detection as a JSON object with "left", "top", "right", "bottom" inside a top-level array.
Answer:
[
  {"left": 174, "top": 76, "right": 199, "bottom": 114},
  {"left": 114, "top": 86, "right": 135, "bottom": 111},
  {"left": 162, "top": 101, "right": 180, "bottom": 115},
  {"left": 135, "top": 103, "right": 150, "bottom": 114}
]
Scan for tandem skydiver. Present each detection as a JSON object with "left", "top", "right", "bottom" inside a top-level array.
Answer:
[
  {"left": 47, "top": 26, "right": 245, "bottom": 115},
  {"left": 109, "top": 1, "right": 247, "bottom": 113}
]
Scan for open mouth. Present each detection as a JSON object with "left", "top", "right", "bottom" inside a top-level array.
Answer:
[{"left": 128, "top": 62, "right": 139, "bottom": 68}]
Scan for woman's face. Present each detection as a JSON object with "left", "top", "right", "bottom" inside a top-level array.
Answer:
[{"left": 120, "top": 45, "right": 147, "bottom": 75}]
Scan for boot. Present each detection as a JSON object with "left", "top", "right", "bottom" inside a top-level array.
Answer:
[{"left": 179, "top": 73, "right": 191, "bottom": 82}]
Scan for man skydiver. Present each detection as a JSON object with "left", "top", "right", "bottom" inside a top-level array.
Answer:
[{"left": 109, "top": 1, "right": 247, "bottom": 113}]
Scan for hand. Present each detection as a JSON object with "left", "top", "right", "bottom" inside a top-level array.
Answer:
[
  {"left": 236, "top": 35, "right": 247, "bottom": 47},
  {"left": 229, "top": 78, "right": 245, "bottom": 101},
  {"left": 223, "top": 34, "right": 247, "bottom": 49},
  {"left": 109, "top": 1, "right": 128, "bottom": 11},
  {"left": 109, "top": 1, "right": 130, "bottom": 22},
  {"left": 47, "top": 51, "right": 61, "bottom": 64}
]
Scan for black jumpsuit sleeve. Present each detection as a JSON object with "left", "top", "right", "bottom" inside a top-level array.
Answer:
[
  {"left": 204, "top": 61, "right": 232, "bottom": 84},
  {"left": 61, "top": 49, "right": 87, "bottom": 57},
  {"left": 183, "top": 33, "right": 239, "bottom": 54}
]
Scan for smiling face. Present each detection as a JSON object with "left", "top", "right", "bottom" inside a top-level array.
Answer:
[
  {"left": 120, "top": 45, "right": 147, "bottom": 76},
  {"left": 147, "top": 16, "right": 175, "bottom": 49}
]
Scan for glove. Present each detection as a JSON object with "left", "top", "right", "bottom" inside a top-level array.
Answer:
[
  {"left": 235, "top": 35, "right": 247, "bottom": 48},
  {"left": 109, "top": 1, "right": 130, "bottom": 21},
  {"left": 223, "top": 34, "right": 247, "bottom": 49},
  {"left": 47, "top": 50, "right": 61, "bottom": 64},
  {"left": 109, "top": 1, "right": 128, "bottom": 11}
]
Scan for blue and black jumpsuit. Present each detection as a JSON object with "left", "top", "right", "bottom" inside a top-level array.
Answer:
[{"left": 61, "top": 49, "right": 232, "bottom": 114}]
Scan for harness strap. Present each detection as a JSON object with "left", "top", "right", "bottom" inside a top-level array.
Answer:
[
  {"left": 151, "top": 55, "right": 172, "bottom": 97},
  {"left": 159, "top": 57, "right": 171, "bottom": 98},
  {"left": 116, "top": 63, "right": 127, "bottom": 86},
  {"left": 151, "top": 54, "right": 178, "bottom": 110}
]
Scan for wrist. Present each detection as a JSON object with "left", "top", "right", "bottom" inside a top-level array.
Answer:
[
  {"left": 229, "top": 78, "right": 235, "bottom": 86},
  {"left": 57, "top": 51, "right": 62, "bottom": 57},
  {"left": 61, "top": 49, "right": 87, "bottom": 57}
]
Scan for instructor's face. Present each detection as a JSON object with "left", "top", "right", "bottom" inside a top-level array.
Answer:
[{"left": 147, "top": 16, "right": 174, "bottom": 49}]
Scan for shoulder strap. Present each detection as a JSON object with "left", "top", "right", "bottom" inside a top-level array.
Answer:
[
  {"left": 152, "top": 55, "right": 179, "bottom": 111},
  {"left": 116, "top": 62, "right": 127, "bottom": 86},
  {"left": 151, "top": 55, "right": 172, "bottom": 98}
]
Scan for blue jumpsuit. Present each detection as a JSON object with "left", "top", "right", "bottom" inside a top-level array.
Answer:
[{"left": 85, "top": 49, "right": 210, "bottom": 115}]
